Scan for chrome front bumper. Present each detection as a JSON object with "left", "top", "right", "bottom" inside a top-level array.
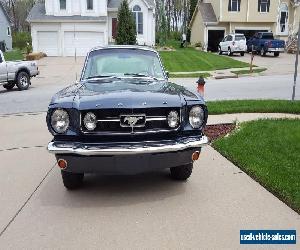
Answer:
[
  {"left": 268, "top": 48, "right": 285, "bottom": 52},
  {"left": 48, "top": 136, "right": 209, "bottom": 156}
]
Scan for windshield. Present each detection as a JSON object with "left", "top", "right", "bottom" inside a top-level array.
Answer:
[
  {"left": 261, "top": 33, "right": 274, "bottom": 40},
  {"left": 235, "top": 35, "right": 246, "bottom": 41},
  {"left": 82, "top": 48, "right": 165, "bottom": 80}
]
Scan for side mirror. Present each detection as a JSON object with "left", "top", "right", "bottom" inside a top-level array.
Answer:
[{"left": 165, "top": 71, "right": 169, "bottom": 78}]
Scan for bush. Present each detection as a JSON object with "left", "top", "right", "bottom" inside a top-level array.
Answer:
[
  {"left": 169, "top": 31, "right": 181, "bottom": 41},
  {"left": 194, "top": 42, "right": 202, "bottom": 48},
  {"left": 12, "top": 32, "right": 32, "bottom": 50}
]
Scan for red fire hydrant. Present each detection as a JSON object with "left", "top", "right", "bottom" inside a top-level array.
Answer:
[{"left": 197, "top": 77, "right": 206, "bottom": 97}]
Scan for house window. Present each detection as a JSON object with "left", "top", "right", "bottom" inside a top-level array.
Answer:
[
  {"left": 132, "top": 5, "right": 143, "bottom": 35},
  {"left": 60, "top": 0, "right": 66, "bottom": 10},
  {"left": 258, "top": 0, "right": 270, "bottom": 13},
  {"left": 279, "top": 3, "right": 288, "bottom": 33},
  {"left": 7, "top": 27, "right": 11, "bottom": 36},
  {"left": 87, "top": 0, "right": 93, "bottom": 10},
  {"left": 228, "top": 0, "right": 241, "bottom": 12}
]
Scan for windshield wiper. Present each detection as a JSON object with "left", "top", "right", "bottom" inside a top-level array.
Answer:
[
  {"left": 124, "top": 73, "right": 158, "bottom": 81},
  {"left": 86, "top": 75, "right": 119, "bottom": 80}
]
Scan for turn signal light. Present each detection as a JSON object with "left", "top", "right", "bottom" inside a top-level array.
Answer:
[
  {"left": 192, "top": 151, "right": 200, "bottom": 161},
  {"left": 57, "top": 159, "right": 67, "bottom": 169}
]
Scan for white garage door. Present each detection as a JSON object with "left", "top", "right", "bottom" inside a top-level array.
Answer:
[
  {"left": 37, "top": 31, "right": 59, "bottom": 56},
  {"left": 64, "top": 32, "right": 104, "bottom": 56}
]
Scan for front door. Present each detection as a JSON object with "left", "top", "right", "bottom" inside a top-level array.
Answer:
[{"left": 112, "top": 18, "right": 118, "bottom": 39}]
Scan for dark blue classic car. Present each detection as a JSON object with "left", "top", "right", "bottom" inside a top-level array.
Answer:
[{"left": 47, "top": 46, "right": 208, "bottom": 189}]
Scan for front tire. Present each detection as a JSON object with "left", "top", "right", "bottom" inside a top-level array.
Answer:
[
  {"left": 16, "top": 71, "right": 30, "bottom": 91},
  {"left": 170, "top": 163, "right": 193, "bottom": 181},
  {"left": 240, "top": 52, "right": 245, "bottom": 56},
  {"left": 218, "top": 46, "right": 222, "bottom": 55},
  {"left": 3, "top": 82, "right": 15, "bottom": 90},
  {"left": 227, "top": 48, "right": 232, "bottom": 56},
  {"left": 260, "top": 48, "right": 266, "bottom": 57},
  {"left": 274, "top": 52, "right": 279, "bottom": 57},
  {"left": 61, "top": 171, "right": 84, "bottom": 190}
]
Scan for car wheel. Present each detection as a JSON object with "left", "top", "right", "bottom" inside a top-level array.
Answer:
[
  {"left": 218, "top": 46, "right": 222, "bottom": 55},
  {"left": 274, "top": 52, "right": 279, "bottom": 57},
  {"left": 260, "top": 48, "right": 266, "bottom": 57},
  {"left": 3, "top": 82, "right": 15, "bottom": 90},
  {"left": 240, "top": 52, "right": 245, "bottom": 56},
  {"left": 61, "top": 171, "right": 84, "bottom": 190},
  {"left": 16, "top": 71, "right": 30, "bottom": 91},
  {"left": 170, "top": 163, "right": 193, "bottom": 181},
  {"left": 227, "top": 48, "right": 232, "bottom": 56}
]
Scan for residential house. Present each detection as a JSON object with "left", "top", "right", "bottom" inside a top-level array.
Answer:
[
  {"left": 190, "top": 0, "right": 300, "bottom": 51},
  {"left": 27, "top": 0, "right": 156, "bottom": 56},
  {"left": 0, "top": 1, "right": 12, "bottom": 51}
]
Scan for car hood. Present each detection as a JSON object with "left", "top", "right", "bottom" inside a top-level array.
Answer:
[{"left": 51, "top": 79, "right": 202, "bottom": 110}]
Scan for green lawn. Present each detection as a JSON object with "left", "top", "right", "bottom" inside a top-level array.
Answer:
[
  {"left": 231, "top": 68, "right": 267, "bottom": 75},
  {"left": 4, "top": 50, "right": 24, "bottom": 61},
  {"left": 207, "top": 100, "right": 300, "bottom": 115},
  {"left": 160, "top": 48, "right": 249, "bottom": 72},
  {"left": 169, "top": 72, "right": 211, "bottom": 78},
  {"left": 213, "top": 119, "right": 300, "bottom": 213}
]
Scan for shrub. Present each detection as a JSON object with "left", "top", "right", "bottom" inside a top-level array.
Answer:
[
  {"left": 169, "top": 31, "right": 181, "bottom": 41},
  {"left": 12, "top": 32, "right": 32, "bottom": 50},
  {"left": 194, "top": 42, "right": 202, "bottom": 48}
]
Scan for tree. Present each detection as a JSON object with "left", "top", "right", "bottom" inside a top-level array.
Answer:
[
  {"left": 116, "top": 0, "right": 136, "bottom": 45},
  {"left": 158, "top": 2, "right": 167, "bottom": 46}
]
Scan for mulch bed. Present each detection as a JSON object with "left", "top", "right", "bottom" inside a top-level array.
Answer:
[{"left": 204, "top": 123, "right": 236, "bottom": 142}]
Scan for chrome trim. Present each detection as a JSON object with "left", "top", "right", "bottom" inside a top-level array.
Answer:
[
  {"left": 268, "top": 48, "right": 284, "bottom": 52},
  {"left": 97, "top": 116, "right": 167, "bottom": 122},
  {"left": 48, "top": 136, "right": 209, "bottom": 156}
]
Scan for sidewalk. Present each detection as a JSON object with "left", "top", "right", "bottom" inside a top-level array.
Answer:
[
  {"left": 208, "top": 113, "right": 300, "bottom": 125},
  {"left": 170, "top": 67, "right": 266, "bottom": 79}
]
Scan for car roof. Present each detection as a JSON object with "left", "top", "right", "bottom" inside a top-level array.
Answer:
[
  {"left": 228, "top": 33, "right": 245, "bottom": 36},
  {"left": 89, "top": 45, "right": 157, "bottom": 53}
]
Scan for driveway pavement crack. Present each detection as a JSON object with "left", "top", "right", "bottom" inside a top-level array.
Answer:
[
  {"left": 0, "top": 145, "right": 46, "bottom": 152},
  {"left": 0, "top": 163, "right": 56, "bottom": 238}
]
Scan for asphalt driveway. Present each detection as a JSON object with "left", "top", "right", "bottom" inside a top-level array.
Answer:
[{"left": 0, "top": 113, "right": 299, "bottom": 249}]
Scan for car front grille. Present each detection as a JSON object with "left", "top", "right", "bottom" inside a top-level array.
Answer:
[{"left": 81, "top": 108, "right": 181, "bottom": 134}]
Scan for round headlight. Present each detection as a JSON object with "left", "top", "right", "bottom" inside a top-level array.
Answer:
[
  {"left": 167, "top": 111, "right": 179, "bottom": 128},
  {"left": 84, "top": 112, "right": 97, "bottom": 131},
  {"left": 189, "top": 106, "right": 204, "bottom": 129},
  {"left": 51, "top": 109, "right": 70, "bottom": 134}
]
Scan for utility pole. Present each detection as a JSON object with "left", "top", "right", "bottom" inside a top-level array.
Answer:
[{"left": 292, "top": 22, "right": 300, "bottom": 101}]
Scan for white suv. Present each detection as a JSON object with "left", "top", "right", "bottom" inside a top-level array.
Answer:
[{"left": 218, "top": 33, "right": 247, "bottom": 56}]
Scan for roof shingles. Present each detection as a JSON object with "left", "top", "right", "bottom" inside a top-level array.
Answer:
[
  {"left": 27, "top": 3, "right": 107, "bottom": 22},
  {"left": 199, "top": 2, "right": 217, "bottom": 23}
]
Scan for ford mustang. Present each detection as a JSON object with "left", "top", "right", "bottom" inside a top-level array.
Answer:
[{"left": 47, "top": 46, "right": 208, "bottom": 189}]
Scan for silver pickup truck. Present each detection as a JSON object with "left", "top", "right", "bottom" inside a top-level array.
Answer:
[{"left": 0, "top": 50, "right": 39, "bottom": 91}]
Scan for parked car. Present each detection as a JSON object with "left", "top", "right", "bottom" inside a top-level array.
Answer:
[
  {"left": 0, "top": 50, "right": 39, "bottom": 91},
  {"left": 47, "top": 46, "right": 209, "bottom": 189},
  {"left": 247, "top": 32, "right": 285, "bottom": 57},
  {"left": 218, "top": 33, "right": 247, "bottom": 56}
]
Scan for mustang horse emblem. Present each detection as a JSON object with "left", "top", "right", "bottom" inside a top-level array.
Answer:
[{"left": 124, "top": 116, "right": 144, "bottom": 127}]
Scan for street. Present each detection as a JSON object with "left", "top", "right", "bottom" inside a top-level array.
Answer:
[{"left": 0, "top": 57, "right": 299, "bottom": 115}]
